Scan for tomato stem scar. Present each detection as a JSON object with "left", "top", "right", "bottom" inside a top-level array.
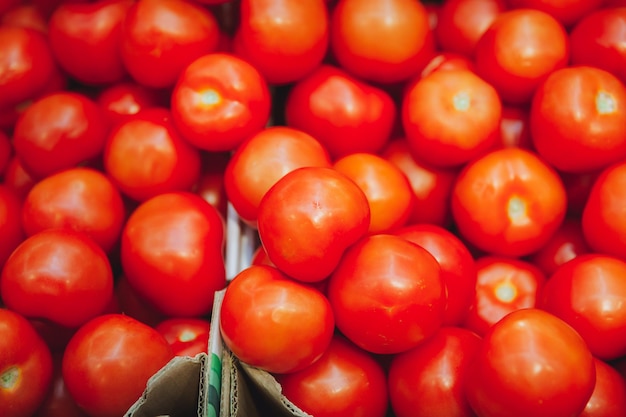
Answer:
[
  {"left": 0, "top": 366, "right": 20, "bottom": 391},
  {"left": 453, "top": 91, "right": 471, "bottom": 111},
  {"left": 596, "top": 90, "right": 616, "bottom": 114}
]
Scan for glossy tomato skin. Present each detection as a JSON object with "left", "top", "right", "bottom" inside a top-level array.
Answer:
[
  {"left": 388, "top": 326, "right": 481, "bottom": 417},
  {"left": 21, "top": 167, "right": 126, "bottom": 253},
  {"left": 0, "top": 308, "right": 53, "bottom": 417},
  {"left": 96, "top": 81, "right": 168, "bottom": 125},
  {"left": 402, "top": 68, "right": 502, "bottom": 167},
  {"left": 62, "top": 314, "right": 174, "bottom": 417},
  {"left": 507, "top": 0, "right": 604, "bottom": 27},
  {"left": 330, "top": 0, "right": 435, "bottom": 84},
  {"left": 0, "top": 185, "right": 24, "bottom": 269},
  {"left": 171, "top": 52, "right": 271, "bottom": 152},
  {"left": 451, "top": 147, "right": 567, "bottom": 257},
  {"left": 234, "top": 0, "right": 329, "bottom": 85},
  {"left": 257, "top": 166, "right": 370, "bottom": 283},
  {"left": 541, "top": 254, "right": 626, "bottom": 360},
  {"left": 276, "top": 335, "right": 389, "bottom": 417},
  {"left": 155, "top": 317, "right": 211, "bottom": 357},
  {"left": 284, "top": 64, "right": 396, "bottom": 159},
  {"left": 219, "top": 265, "right": 335, "bottom": 374},
  {"left": 579, "top": 357, "right": 626, "bottom": 417},
  {"left": 48, "top": 0, "right": 132, "bottom": 85},
  {"left": 395, "top": 223, "right": 477, "bottom": 326},
  {"left": 1, "top": 229, "right": 114, "bottom": 328},
  {"left": 463, "top": 256, "right": 546, "bottom": 336},
  {"left": 582, "top": 161, "right": 626, "bottom": 259},
  {"left": 224, "top": 126, "right": 332, "bottom": 225},
  {"left": 103, "top": 108, "right": 202, "bottom": 202},
  {"left": 327, "top": 234, "right": 445, "bottom": 354},
  {"left": 120, "top": 0, "right": 220, "bottom": 88},
  {"left": 473, "top": 8, "right": 569, "bottom": 105},
  {"left": 12, "top": 92, "right": 109, "bottom": 180},
  {"left": 531, "top": 66, "right": 626, "bottom": 173},
  {"left": 465, "top": 308, "right": 596, "bottom": 417},
  {"left": 121, "top": 191, "right": 226, "bottom": 317},
  {"left": 1, "top": 4, "right": 49, "bottom": 33}
]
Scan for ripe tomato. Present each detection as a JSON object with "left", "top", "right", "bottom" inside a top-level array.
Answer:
[
  {"left": 96, "top": 82, "right": 167, "bottom": 125},
  {"left": 507, "top": 0, "right": 604, "bottom": 27},
  {"left": 473, "top": 8, "right": 569, "bottom": 105},
  {"left": 333, "top": 152, "right": 414, "bottom": 233},
  {"left": 570, "top": 7, "right": 626, "bottom": 85},
  {"left": 381, "top": 138, "right": 458, "bottom": 227},
  {"left": 219, "top": 265, "right": 335, "bottom": 374},
  {"left": 465, "top": 308, "right": 595, "bottom": 417},
  {"left": 120, "top": 191, "right": 226, "bottom": 317},
  {"left": 582, "top": 161, "right": 626, "bottom": 259},
  {"left": 1, "top": 229, "right": 114, "bottom": 328},
  {"left": 284, "top": 64, "right": 396, "bottom": 159},
  {"left": 388, "top": 326, "right": 481, "bottom": 417},
  {"left": 0, "top": 185, "right": 24, "bottom": 269},
  {"left": 155, "top": 317, "right": 211, "bottom": 357},
  {"left": 451, "top": 147, "right": 567, "bottom": 257},
  {"left": 327, "top": 234, "right": 445, "bottom": 354},
  {"left": 257, "top": 166, "right": 370, "bottom": 282},
  {"left": 21, "top": 167, "right": 126, "bottom": 253},
  {"left": 402, "top": 68, "right": 502, "bottom": 167},
  {"left": 233, "top": 0, "right": 329, "bottom": 85},
  {"left": 0, "top": 130, "right": 11, "bottom": 177},
  {"left": 2, "top": 155, "right": 36, "bottom": 199},
  {"left": 330, "top": 0, "right": 435, "bottom": 84},
  {"left": 276, "top": 335, "right": 389, "bottom": 417},
  {"left": 434, "top": 0, "right": 506, "bottom": 57},
  {"left": 531, "top": 66, "right": 626, "bottom": 173},
  {"left": 395, "top": 223, "right": 477, "bottom": 326},
  {"left": 541, "top": 254, "right": 626, "bottom": 360},
  {"left": 120, "top": 0, "right": 220, "bottom": 88},
  {"left": 463, "top": 256, "right": 546, "bottom": 337},
  {"left": 1, "top": 4, "right": 48, "bottom": 33},
  {"left": 580, "top": 357, "right": 626, "bottom": 417},
  {"left": 48, "top": 0, "right": 132, "bottom": 85},
  {"left": 103, "top": 108, "right": 202, "bottom": 202},
  {"left": 62, "top": 314, "right": 174, "bottom": 417},
  {"left": 224, "top": 126, "right": 332, "bottom": 225},
  {"left": 0, "top": 308, "right": 53, "bottom": 417},
  {"left": 419, "top": 52, "right": 476, "bottom": 78},
  {"left": 171, "top": 52, "right": 271, "bottom": 152}
]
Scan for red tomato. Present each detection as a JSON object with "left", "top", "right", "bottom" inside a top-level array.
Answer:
[
  {"left": 120, "top": 191, "right": 226, "bottom": 317},
  {"left": 48, "top": 0, "right": 132, "bottom": 85},
  {"left": 541, "top": 254, "right": 626, "bottom": 360},
  {"left": 403, "top": 68, "right": 502, "bottom": 167},
  {"left": 531, "top": 66, "right": 626, "bottom": 173},
  {"left": 580, "top": 357, "right": 626, "bottom": 417},
  {"left": 284, "top": 64, "right": 396, "bottom": 159},
  {"left": 570, "top": 7, "right": 626, "bottom": 85},
  {"left": 257, "top": 166, "right": 370, "bottom": 282},
  {"left": 463, "top": 256, "right": 546, "bottom": 336},
  {"left": 155, "top": 317, "right": 211, "bottom": 357},
  {"left": 224, "top": 126, "right": 332, "bottom": 225},
  {"left": 451, "top": 147, "right": 567, "bottom": 257},
  {"left": 103, "top": 108, "right": 202, "bottom": 202},
  {"left": 12, "top": 92, "right": 109, "bottom": 180},
  {"left": 395, "top": 223, "right": 477, "bottom": 326},
  {"left": 120, "top": 0, "right": 220, "bottom": 88},
  {"left": 96, "top": 82, "right": 167, "bottom": 125},
  {"left": 0, "top": 308, "right": 53, "bottom": 417},
  {"left": 1, "top": 229, "right": 114, "bottom": 328},
  {"left": 327, "top": 234, "right": 445, "bottom": 354},
  {"left": 0, "top": 185, "right": 24, "bottom": 269},
  {"left": 330, "top": 0, "right": 435, "bottom": 84},
  {"left": 465, "top": 308, "right": 596, "bottom": 417},
  {"left": 21, "top": 167, "right": 126, "bottom": 253},
  {"left": 333, "top": 153, "right": 414, "bottom": 233},
  {"left": 276, "top": 335, "right": 389, "bottom": 417},
  {"left": 0, "top": 130, "right": 11, "bottom": 177},
  {"left": 1, "top": 4, "right": 48, "bottom": 33},
  {"left": 2, "top": 155, "right": 36, "bottom": 199},
  {"left": 62, "top": 314, "right": 174, "bottom": 417},
  {"left": 388, "top": 326, "right": 481, "bottom": 417},
  {"left": 474, "top": 8, "right": 569, "bottom": 105},
  {"left": 0, "top": 25, "right": 57, "bottom": 109},
  {"left": 528, "top": 217, "right": 590, "bottom": 276},
  {"left": 507, "top": 0, "right": 604, "bottom": 27},
  {"left": 233, "top": 0, "right": 329, "bottom": 85},
  {"left": 582, "top": 161, "right": 626, "bottom": 259},
  {"left": 419, "top": 52, "right": 476, "bottom": 78},
  {"left": 434, "top": 0, "right": 506, "bottom": 57},
  {"left": 380, "top": 138, "right": 458, "bottom": 227},
  {"left": 219, "top": 265, "right": 335, "bottom": 374},
  {"left": 171, "top": 52, "right": 271, "bottom": 152}
]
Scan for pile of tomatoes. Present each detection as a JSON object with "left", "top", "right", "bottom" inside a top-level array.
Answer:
[{"left": 2, "top": 0, "right": 626, "bottom": 416}]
